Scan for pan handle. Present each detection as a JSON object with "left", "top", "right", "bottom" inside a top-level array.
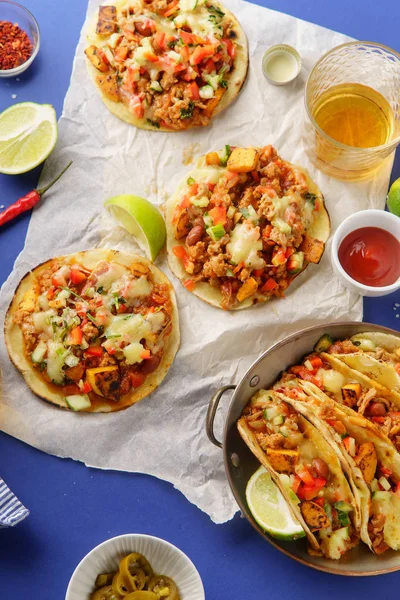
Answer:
[{"left": 206, "top": 385, "right": 236, "bottom": 448}]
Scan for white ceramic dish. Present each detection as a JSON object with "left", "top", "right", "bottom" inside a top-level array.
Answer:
[
  {"left": 65, "top": 533, "right": 205, "bottom": 600},
  {"left": 331, "top": 209, "right": 400, "bottom": 297}
]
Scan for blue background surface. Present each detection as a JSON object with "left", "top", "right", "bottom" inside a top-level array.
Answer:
[{"left": 0, "top": 0, "right": 399, "bottom": 597}]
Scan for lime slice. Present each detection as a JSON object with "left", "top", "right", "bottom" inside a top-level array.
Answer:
[
  {"left": 246, "top": 466, "right": 305, "bottom": 540},
  {"left": 0, "top": 102, "right": 57, "bottom": 175},
  {"left": 104, "top": 194, "right": 166, "bottom": 261},
  {"left": 387, "top": 178, "right": 400, "bottom": 217}
]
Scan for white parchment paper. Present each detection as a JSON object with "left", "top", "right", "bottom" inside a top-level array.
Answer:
[{"left": 0, "top": 0, "right": 393, "bottom": 523}]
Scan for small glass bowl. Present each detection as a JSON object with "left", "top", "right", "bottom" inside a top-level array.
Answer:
[{"left": 0, "top": 1, "right": 40, "bottom": 78}]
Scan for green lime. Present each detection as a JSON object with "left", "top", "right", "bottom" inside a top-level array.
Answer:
[
  {"left": 246, "top": 466, "right": 305, "bottom": 540},
  {"left": 387, "top": 178, "right": 400, "bottom": 217},
  {"left": 0, "top": 102, "right": 57, "bottom": 175},
  {"left": 104, "top": 194, "right": 166, "bottom": 261}
]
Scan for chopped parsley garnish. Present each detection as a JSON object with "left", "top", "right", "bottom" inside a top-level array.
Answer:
[
  {"left": 220, "top": 79, "right": 228, "bottom": 88},
  {"left": 86, "top": 313, "right": 97, "bottom": 325},
  {"left": 180, "top": 101, "right": 195, "bottom": 120},
  {"left": 304, "top": 192, "right": 317, "bottom": 205},
  {"left": 167, "top": 40, "right": 176, "bottom": 48},
  {"left": 61, "top": 287, "right": 85, "bottom": 302},
  {"left": 97, "top": 286, "right": 104, "bottom": 294},
  {"left": 208, "top": 5, "right": 225, "bottom": 17},
  {"left": 187, "top": 176, "right": 195, "bottom": 185},
  {"left": 146, "top": 118, "right": 160, "bottom": 129},
  {"left": 39, "top": 361, "right": 46, "bottom": 372}
]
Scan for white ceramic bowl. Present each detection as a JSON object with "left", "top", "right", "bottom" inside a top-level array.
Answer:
[
  {"left": 331, "top": 209, "right": 400, "bottom": 297},
  {"left": 65, "top": 534, "right": 205, "bottom": 600}
]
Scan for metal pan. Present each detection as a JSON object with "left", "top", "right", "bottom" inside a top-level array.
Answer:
[{"left": 206, "top": 322, "right": 400, "bottom": 576}]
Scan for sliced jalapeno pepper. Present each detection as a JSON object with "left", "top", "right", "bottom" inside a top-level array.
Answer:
[
  {"left": 148, "top": 575, "right": 179, "bottom": 600},
  {"left": 90, "top": 585, "right": 121, "bottom": 600}
]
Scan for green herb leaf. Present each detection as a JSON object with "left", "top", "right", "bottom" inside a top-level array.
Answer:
[
  {"left": 226, "top": 268, "right": 234, "bottom": 277},
  {"left": 180, "top": 100, "right": 195, "bottom": 120},
  {"left": 208, "top": 4, "right": 225, "bottom": 17},
  {"left": 187, "top": 176, "right": 195, "bottom": 186},
  {"left": 146, "top": 118, "right": 160, "bottom": 129},
  {"left": 61, "top": 286, "right": 85, "bottom": 302},
  {"left": 304, "top": 192, "right": 317, "bottom": 205},
  {"left": 86, "top": 313, "right": 97, "bottom": 325},
  {"left": 220, "top": 79, "right": 228, "bottom": 88},
  {"left": 97, "top": 286, "right": 104, "bottom": 294}
]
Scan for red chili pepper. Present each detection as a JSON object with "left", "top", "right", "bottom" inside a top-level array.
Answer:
[{"left": 0, "top": 161, "right": 72, "bottom": 228}]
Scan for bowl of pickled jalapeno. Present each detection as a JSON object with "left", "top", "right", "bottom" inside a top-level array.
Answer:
[{"left": 66, "top": 534, "right": 205, "bottom": 600}]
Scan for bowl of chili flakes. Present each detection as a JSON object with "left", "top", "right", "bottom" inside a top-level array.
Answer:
[{"left": 0, "top": 1, "right": 40, "bottom": 77}]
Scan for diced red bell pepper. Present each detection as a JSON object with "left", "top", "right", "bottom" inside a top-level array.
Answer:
[
  {"left": 140, "top": 349, "right": 151, "bottom": 359},
  {"left": 209, "top": 206, "right": 227, "bottom": 226},
  {"left": 85, "top": 346, "right": 103, "bottom": 357},
  {"left": 290, "top": 365, "right": 323, "bottom": 388},
  {"left": 190, "top": 45, "right": 215, "bottom": 65},
  {"left": 260, "top": 278, "right": 278, "bottom": 292},
  {"left": 252, "top": 268, "right": 264, "bottom": 277},
  {"left": 188, "top": 81, "right": 200, "bottom": 100},
  {"left": 69, "top": 326, "right": 83, "bottom": 346},
  {"left": 309, "top": 356, "right": 323, "bottom": 370},
  {"left": 81, "top": 381, "right": 92, "bottom": 394},
  {"left": 130, "top": 371, "right": 146, "bottom": 388},
  {"left": 297, "top": 466, "right": 315, "bottom": 487},
  {"left": 184, "top": 279, "right": 195, "bottom": 292}
]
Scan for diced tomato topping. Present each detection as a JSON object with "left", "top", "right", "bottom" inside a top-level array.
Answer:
[
  {"left": 97, "top": 48, "right": 110, "bottom": 66},
  {"left": 297, "top": 466, "right": 315, "bottom": 487},
  {"left": 292, "top": 475, "right": 301, "bottom": 494},
  {"left": 290, "top": 365, "right": 323, "bottom": 388},
  {"left": 252, "top": 268, "right": 264, "bottom": 277},
  {"left": 380, "top": 465, "right": 393, "bottom": 478},
  {"left": 222, "top": 38, "right": 236, "bottom": 59},
  {"left": 118, "top": 303, "right": 128, "bottom": 313},
  {"left": 396, "top": 482, "right": 400, "bottom": 497},
  {"left": 184, "top": 279, "right": 195, "bottom": 292},
  {"left": 225, "top": 170, "right": 239, "bottom": 182},
  {"left": 389, "top": 411, "right": 400, "bottom": 418},
  {"left": 81, "top": 381, "right": 92, "bottom": 394},
  {"left": 180, "top": 45, "right": 190, "bottom": 63},
  {"left": 154, "top": 30, "right": 166, "bottom": 51},
  {"left": 251, "top": 170, "right": 260, "bottom": 183},
  {"left": 203, "top": 58, "right": 215, "bottom": 74},
  {"left": 85, "top": 346, "right": 103, "bottom": 357},
  {"left": 285, "top": 247, "right": 294, "bottom": 258},
  {"left": 115, "top": 46, "right": 128, "bottom": 61},
  {"left": 129, "top": 371, "right": 146, "bottom": 388},
  {"left": 130, "top": 96, "right": 145, "bottom": 118},
  {"left": 69, "top": 326, "right": 83, "bottom": 346},
  {"left": 52, "top": 274, "right": 67, "bottom": 287},
  {"left": 140, "top": 349, "right": 151, "bottom": 359},
  {"left": 262, "top": 224, "right": 272, "bottom": 239},
  {"left": 209, "top": 206, "right": 227, "bottom": 226},
  {"left": 189, "top": 182, "right": 199, "bottom": 196},
  {"left": 271, "top": 249, "right": 287, "bottom": 266},
  {"left": 69, "top": 267, "right": 87, "bottom": 285},
  {"left": 180, "top": 30, "right": 195, "bottom": 45},
  {"left": 190, "top": 45, "right": 215, "bottom": 65},
  {"left": 63, "top": 384, "right": 81, "bottom": 395},
  {"left": 260, "top": 278, "right": 277, "bottom": 293},
  {"left": 208, "top": 183, "right": 216, "bottom": 192},
  {"left": 107, "top": 347, "right": 116, "bottom": 355},
  {"left": 144, "top": 51, "right": 158, "bottom": 63},
  {"left": 188, "top": 81, "right": 200, "bottom": 100},
  {"left": 309, "top": 356, "right": 323, "bottom": 370},
  {"left": 47, "top": 286, "right": 57, "bottom": 300}
]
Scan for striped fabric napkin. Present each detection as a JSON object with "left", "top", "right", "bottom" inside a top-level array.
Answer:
[{"left": 0, "top": 477, "right": 29, "bottom": 528}]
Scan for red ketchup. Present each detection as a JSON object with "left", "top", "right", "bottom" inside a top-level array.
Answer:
[{"left": 338, "top": 226, "right": 400, "bottom": 287}]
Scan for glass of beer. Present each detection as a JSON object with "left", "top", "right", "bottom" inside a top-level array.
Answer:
[{"left": 303, "top": 42, "right": 400, "bottom": 180}]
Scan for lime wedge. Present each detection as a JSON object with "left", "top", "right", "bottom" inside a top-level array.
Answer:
[
  {"left": 104, "top": 194, "right": 166, "bottom": 261},
  {"left": 246, "top": 466, "right": 305, "bottom": 540},
  {"left": 0, "top": 102, "right": 57, "bottom": 175},
  {"left": 387, "top": 178, "right": 400, "bottom": 217}
]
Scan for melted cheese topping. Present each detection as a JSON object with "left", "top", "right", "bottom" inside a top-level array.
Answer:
[{"left": 226, "top": 223, "right": 265, "bottom": 269}]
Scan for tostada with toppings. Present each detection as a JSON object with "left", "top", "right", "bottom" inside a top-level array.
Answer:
[
  {"left": 4, "top": 249, "right": 179, "bottom": 412},
  {"left": 84, "top": 0, "right": 248, "bottom": 130},
  {"left": 165, "top": 145, "right": 330, "bottom": 309}
]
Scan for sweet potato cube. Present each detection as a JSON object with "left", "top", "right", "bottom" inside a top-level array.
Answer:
[
  {"left": 96, "top": 6, "right": 118, "bottom": 36},
  {"left": 236, "top": 277, "right": 258, "bottom": 303},
  {"left": 354, "top": 442, "right": 377, "bottom": 484},
  {"left": 341, "top": 383, "right": 362, "bottom": 407},
  {"left": 96, "top": 73, "right": 120, "bottom": 102},
  {"left": 86, "top": 366, "right": 121, "bottom": 401},
  {"left": 300, "top": 501, "right": 331, "bottom": 530},
  {"left": 227, "top": 148, "right": 258, "bottom": 173},
  {"left": 299, "top": 235, "right": 325, "bottom": 264},
  {"left": 266, "top": 448, "right": 299, "bottom": 473},
  {"left": 85, "top": 45, "right": 109, "bottom": 72},
  {"left": 205, "top": 152, "right": 221, "bottom": 166},
  {"left": 204, "top": 87, "right": 225, "bottom": 117}
]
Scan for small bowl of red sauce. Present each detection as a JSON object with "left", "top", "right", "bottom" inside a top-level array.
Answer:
[
  {"left": 0, "top": 1, "right": 40, "bottom": 78},
  {"left": 331, "top": 209, "right": 400, "bottom": 297}
]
